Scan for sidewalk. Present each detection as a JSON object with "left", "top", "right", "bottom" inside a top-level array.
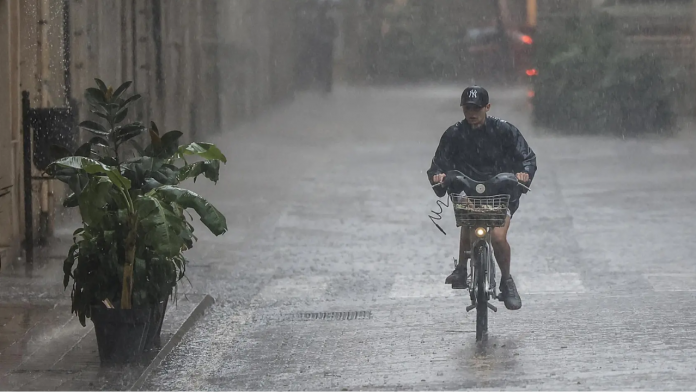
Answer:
[
  {"left": 0, "top": 85, "right": 354, "bottom": 390},
  {"left": 0, "top": 216, "right": 213, "bottom": 390}
]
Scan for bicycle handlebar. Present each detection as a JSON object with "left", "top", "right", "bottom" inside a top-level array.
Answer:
[{"left": 431, "top": 173, "right": 531, "bottom": 192}]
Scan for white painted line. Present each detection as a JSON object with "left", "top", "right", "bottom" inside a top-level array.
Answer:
[
  {"left": 644, "top": 273, "right": 696, "bottom": 292},
  {"left": 389, "top": 275, "right": 456, "bottom": 298},
  {"left": 390, "top": 272, "right": 589, "bottom": 298},
  {"left": 512, "top": 272, "right": 586, "bottom": 294},
  {"left": 255, "top": 276, "right": 329, "bottom": 301},
  {"left": 650, "top": 144, "right": 691, "bottom": 156}
]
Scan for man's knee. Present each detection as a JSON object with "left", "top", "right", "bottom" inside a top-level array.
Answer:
[
  {"left": 491, "top": 217, "right": 511, "bottom": 246},
  {"left": 491, "top": 229, "right": 508, "bottom": 247}
]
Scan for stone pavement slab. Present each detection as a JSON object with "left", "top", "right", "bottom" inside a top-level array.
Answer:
[
  {"left": 0, "top": 294, "right": 208, "bottom": 391},
  {"left": 0, "top": 230, "right": 213, "bottom": 391},
  {"left": 135, "top": 85, "right": 696, "bottom": 390}
]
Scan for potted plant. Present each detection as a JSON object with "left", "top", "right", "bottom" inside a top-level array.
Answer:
[{"left": 47, "top": 79, "right": 227, "bottom": 364}]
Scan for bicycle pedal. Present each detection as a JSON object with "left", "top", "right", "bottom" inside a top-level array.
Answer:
[
  {"left": 487, "top": 303, "right": 498, "bottom": 312},
  {"left": 466, "top": 303, "right": 476, "bottom": 312},
  {"left": 451, "top": 283, "right": 468, "bottom": 290}
]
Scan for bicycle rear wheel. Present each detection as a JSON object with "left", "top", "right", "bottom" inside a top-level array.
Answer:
[{"left": 475, "top": 245, "right": 489, "bottom": 342}]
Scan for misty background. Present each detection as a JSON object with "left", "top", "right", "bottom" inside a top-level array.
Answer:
[{"left": 2, "top": 0, "right": 696, "bottom": 389}]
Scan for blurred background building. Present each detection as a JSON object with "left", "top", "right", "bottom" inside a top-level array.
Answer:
[
  {"left": 1, "top": 0, "right": 695, "bottom": 262},
  {"left": 0, "top": 0, "right": 330, "bottom": 263}
]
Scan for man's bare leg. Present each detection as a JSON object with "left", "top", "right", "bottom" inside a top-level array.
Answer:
[
  {"left": 459, "top": 226, "right": 471, "bottom": 263},
  {"left": 491, "top": 216, "right": 511, "bottom": 279},
  {"left": 491, "top": 216, "right": 521, "bottom": 310},
  {"left": 446, "top": 227, "right": 471, "bottom": 286}
]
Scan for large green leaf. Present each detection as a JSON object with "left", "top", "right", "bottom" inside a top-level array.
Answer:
[
  {"left": 72, "top": 227, "right": 85, "bottom": 240},
  {"left": 179, "top": 224, "right": 195, "bottom": 250},
  {"left": 122, "top": 156, "right": 167, "bottom": 189},
  {"left": 105, "top": 169, "right": 132, "bottom": 191},
  {"left": 94, "top": 79, "right": 108, "bottom": 93},
  {"left": 51, "top": 156, "right": 131, "bottom": 190},
  {"left": 48, "top": 164, "right": 89, "bottom": 195},
  {"left": 118, "top": 122, "right": 145, "bottom": 134},
  {"left": 135, "top": 195, "right": 185, "bottom": 257},
  {"left": 88, "top": 137, "right": 110, "bottom": 148},
  {"left": 141, "top": 178, "right": 165, "bottom": 193},
  {"left": 114, "top": 107, "right": 128, "bottom": 124},
  {"left": 79, "top": 121, "right": 108, "bottom": 135},
  {"left": 106, "top": 103, "right": 120, "bottom": 112},
  {"left": 177, "top": 143, "right": 227, "bottom": 163},
  {"left": 85, "top": 167, "right": 131, "bottom": 192},
  {"left": 68, "top": 172, "right": 90, "bottom": 195},
  {"left": 114, "top": 123, "right": 144, "bottom": 145},
  {"left": 85, "top": 88, "right": 106, "bottom": 105},
  {"left": 100, "top": 156, "right": 119, "bottom": 166},
  {"left": 78, "top": 177, "right": 113, "bottom": 226},
  {"left": 63, "top": 244, "right": 79, "bottom": 288},
  {"left": 151, "top": 164, "right": 179, "bottom": 186},
  {"left": 112, "top": 81, "right": 133, "bottom": 101},
  {"left": 50, "top": 156, "right": 100, "bottom": 171},
  {"left": 177, "top": 160, "right": 220, "bottom": 183},
  {"left": 90, "top": 107, "right": 108, "bottom": 120},
  {"left": 63, "top": 192, "right": 79, "bottom": 207},
  {"left": 121, "top": 94, "right": 142, "bottom": 108},
  {"left": 160, "top": 131, "right": 184, "bottom": 157},
  {"left": 153, "top": 186, "right": 227, "bottom": 236}
]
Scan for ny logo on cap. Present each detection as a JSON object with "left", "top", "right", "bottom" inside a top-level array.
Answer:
[{"left": 468, "top": 90, "right": 477, "bottom": 99}]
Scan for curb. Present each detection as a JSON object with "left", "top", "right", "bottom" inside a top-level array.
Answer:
[{"left": 129, "top": 294, "right": 216, "bottom": 391}]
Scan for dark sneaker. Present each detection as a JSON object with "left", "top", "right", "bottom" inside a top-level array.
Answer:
[
  {"left": 445, "top": 260, "right": 468, "bottom": 289},
  {"left": 499, "top": 276, "right": 522, "bottom": 310}
]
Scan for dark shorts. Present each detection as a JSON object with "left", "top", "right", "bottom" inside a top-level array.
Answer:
[{"left": 509, "top": 199, "right": 520, "bottom": 218}]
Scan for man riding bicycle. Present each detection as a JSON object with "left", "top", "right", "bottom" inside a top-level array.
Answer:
[{"left": 427, "top": 86, "right": 537, "bottom": 310}]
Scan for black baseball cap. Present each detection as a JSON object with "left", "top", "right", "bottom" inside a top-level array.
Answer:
[{"left": 461, "top": 86, "right": 489, "bottom": 107}]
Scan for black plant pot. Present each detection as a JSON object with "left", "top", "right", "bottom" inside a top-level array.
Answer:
[
  {"left": 90, "top": 306, "right": 152, "bottom": 365},
  {"left": 144, "top": 296, "right": 169, "bottom": 350}
]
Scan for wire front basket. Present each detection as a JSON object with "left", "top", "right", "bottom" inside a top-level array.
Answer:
[{"left": 451, "top": 193, "right": 510, "bottom": 228}]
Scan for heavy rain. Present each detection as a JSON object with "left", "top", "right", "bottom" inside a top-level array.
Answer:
[{"left": 1, "top": 0, "right": 695, "bottom": 390}]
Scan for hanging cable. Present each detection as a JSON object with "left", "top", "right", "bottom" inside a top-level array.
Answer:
[{"left": 428, "top": 197, "right": 450, "bottom": 236}]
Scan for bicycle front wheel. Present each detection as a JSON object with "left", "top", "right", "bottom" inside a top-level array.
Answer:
[{"left": 475, "top": 244, "right": 489, "bottom": 342}]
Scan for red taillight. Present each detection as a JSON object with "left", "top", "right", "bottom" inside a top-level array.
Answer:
[
  {"left": 527, "top": 90, "right": 535, "bottom": 98},
  {"left": 526, "top": 68, "right": 538, "bottom": 76},
  {"left": 521, "top": 35, "right": 533, "bottom": 45}
]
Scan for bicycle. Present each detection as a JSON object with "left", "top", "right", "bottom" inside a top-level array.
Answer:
[{"left": 435, "top": 170, "right": 529, "bottom": 341}]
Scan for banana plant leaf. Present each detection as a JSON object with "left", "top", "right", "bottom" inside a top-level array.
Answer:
[{"left": 152, "top": 186, "right": 227, "bottom": 236}]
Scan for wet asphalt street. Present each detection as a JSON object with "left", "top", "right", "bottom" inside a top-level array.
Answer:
[{"left": 140, "top": 85, "right": 696, "bottom": 390}]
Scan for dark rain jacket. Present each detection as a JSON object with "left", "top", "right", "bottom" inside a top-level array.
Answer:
[{"left": 427, "top": 117, "right": 537, "bottom": 198}]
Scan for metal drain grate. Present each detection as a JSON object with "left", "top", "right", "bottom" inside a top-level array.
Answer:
[
  {"left": 254, "top": 311, "right": 372, "bottom": 322},
  {"left": 291, "top": 311, "right": 372, "bottom": 321}
]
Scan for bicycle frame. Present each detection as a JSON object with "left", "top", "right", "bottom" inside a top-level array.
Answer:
[
  {"left": 464, "top": 230, "right": 498, "bottom": 311},
  {"left": 462, "top": 226, "right": 499, "bottom": 342}
]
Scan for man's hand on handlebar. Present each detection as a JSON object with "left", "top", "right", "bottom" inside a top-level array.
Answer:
[
  {"left": 516, "top": 172, "right": 530, "bottom": 183},
  {"left": 432, "top": 173, "right": 446, "bottom": 185}
]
